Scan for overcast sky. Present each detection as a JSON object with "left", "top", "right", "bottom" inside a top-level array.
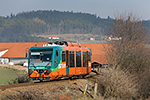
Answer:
[{"left": 0, "top": 0, "right": 150, "bottom": 20}]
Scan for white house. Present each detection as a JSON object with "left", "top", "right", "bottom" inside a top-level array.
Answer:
[{"left": 48, "top": 36, "right": 60, "bottom": 39}]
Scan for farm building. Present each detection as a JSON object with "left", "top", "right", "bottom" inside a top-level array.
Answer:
[
  {"left": 48, "top": 36, "right": 60, "bottom": 39},
  {"left": 82, "top": 44, "right": 108, "bottom": 69},
  {"left": 0, "top": 42, "right": 46, "bottom": 65},
  {"left": 0, "top": 42, "right": 108, "bottom": 67}
]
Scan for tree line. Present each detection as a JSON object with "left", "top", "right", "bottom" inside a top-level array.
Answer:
[{"left": 0, "top": 10, "right": 149, "bottom": 42}]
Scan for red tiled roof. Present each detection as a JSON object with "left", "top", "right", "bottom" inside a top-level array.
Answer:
[
  {"left": 82, "top": 44, "right": 108, "bottom": 64},
  {"left": 0, "top": 48, "right": 9, "bottom": 52},
  {"left": 0, "top": 42, "right": 46, "bottom": 58},
  {"left": 0, "top": 42, "right": 108, "bottom": 64}
]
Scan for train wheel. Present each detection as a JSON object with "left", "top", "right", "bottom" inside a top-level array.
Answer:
[
  {"left": 79, "top": 75, "right": 83, "bottom": 79},
  {"left": 57, "top": 77, "right": 61, "bottom": 81},
  {"left": 40, "top": 80, "right": 43, "bottom": 82},
  {"left": 82, "top": 75, "right": 85, "bottom": 78},
  {"left": 69, "top": 77, "right": 73, "bottom": 80}
]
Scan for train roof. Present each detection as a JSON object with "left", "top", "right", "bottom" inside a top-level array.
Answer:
[
  {"left": 44, "top": 41, "right": 81, "bottom": 48},
  {"left": 42, "top": 41, "right": 91, "bottom": 52}
]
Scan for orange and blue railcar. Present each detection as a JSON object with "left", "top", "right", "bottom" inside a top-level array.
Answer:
[{"left": 28, "top": 41, "right": 92, "bottom": 81}]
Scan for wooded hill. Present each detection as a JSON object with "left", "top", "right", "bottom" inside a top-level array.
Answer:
[{"left": 0, "top": 10, "right": 149, "bottom": 42}]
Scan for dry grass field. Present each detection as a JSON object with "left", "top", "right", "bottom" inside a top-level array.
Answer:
[{"left": 32, "top": 33, "right": 105, "bottom": 43}]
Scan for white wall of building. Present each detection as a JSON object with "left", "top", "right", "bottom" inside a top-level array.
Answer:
[
  {"left": 0, "top": 58, "right": 9, "bottom": 64},
  {"left": 0, "top": 58, "right": 28, "bottom": 66},
  {"left": 9, "top": 58, "right": 28, "bottom": 64}
]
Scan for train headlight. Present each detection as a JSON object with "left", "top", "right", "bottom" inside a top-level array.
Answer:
[
  {"left": 47, "top": 69, "right": 51, "bottom": 74},
  {"left": 28, "top": 69, "right": 33, "bottom": 75}
]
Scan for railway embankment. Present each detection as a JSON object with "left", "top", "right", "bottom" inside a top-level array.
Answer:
[
  {"left": 1, "top": 64, "right": 149, "bottom": 100},
  {"left": 0, "top": 64, "right": 102, "bottom": 99}
]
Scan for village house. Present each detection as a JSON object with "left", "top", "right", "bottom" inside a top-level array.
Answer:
[
  {"left": 102, "top": 36, "right": 122, "bottom": 41},
  {"left": 48, "top": 36, "right": 60, "bottom": 40},
  {"left": 88, "top": 36, "right": 95, "bottom": 41}
]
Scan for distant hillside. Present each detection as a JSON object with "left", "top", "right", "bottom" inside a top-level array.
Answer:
[{"left": 0, "top": 10, "right": 149, "bottom": 42}]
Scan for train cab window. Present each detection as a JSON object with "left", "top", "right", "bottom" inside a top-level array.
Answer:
[
  {"left": 62, "top": 51, "right": 65, "bottom": 62},
  {"left": 76, "top": 51, "right": 81, "bottom": 67},
  {"left": 70, "top": 51, "right": 74, "bottom": 67},
  {"left": 54, "top": 50, "right": 58, "bottom": 66},
  {"left": 83, "top": 52, "right": 87, "bottom": 67}
]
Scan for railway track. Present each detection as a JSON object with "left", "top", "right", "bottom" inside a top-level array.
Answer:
[{"left": 0, "top": 71, "right": 102, "bottom": 91}]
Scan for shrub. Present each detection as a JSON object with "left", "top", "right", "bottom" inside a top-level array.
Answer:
[
  {"left": 8, "top": 74, "right": 32, "bottom": 84},
  {"left": 136, "top": 68, "right": 150, "bottom": 99},
  {"left": 1, "top": 91, "right": 46, "bottom": 100},
  {"left": 97, "top": 69, "right": 139, "bottom": 100}
]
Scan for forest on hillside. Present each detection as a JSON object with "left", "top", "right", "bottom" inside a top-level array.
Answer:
[{"left": 0, "top": 10, "right": 149, "bottom": 42}]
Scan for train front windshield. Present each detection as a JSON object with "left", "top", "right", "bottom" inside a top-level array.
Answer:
[{"left": 30, "top": 49, "right": 53, "bottom": 66}]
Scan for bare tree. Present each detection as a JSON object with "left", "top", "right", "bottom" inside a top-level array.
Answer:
[
  {"left": 106, "top": 12, "right": 148, "bottom": 71},
  {"left": 99, "top": 12, "right": 150, "bottom": 99}
]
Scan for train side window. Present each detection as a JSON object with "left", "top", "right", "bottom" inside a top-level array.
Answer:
[
  {"left": 86, "top": 51, "right": 88, "bottom": 66},
  {"left": 83, "top": 52, "right": 86, "bottom": 67},
  {"left": 70, "top": 51, "right": 74, "bottom": 67},
  {"left": 88, "top": 52, "right": 91, "bottom": 61},
  {"left": 62, "top": 51, "right": 65, "bottom": 62},
  {"left": 54, "top": 50, "right": 58, "bottom": 66},
  {"left": 76, "top": 51, "right": 81, "bottom": 67}
]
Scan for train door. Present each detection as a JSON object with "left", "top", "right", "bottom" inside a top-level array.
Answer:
[
  {"left": 83, "top": 51, "right": 88, "bottom": 74},
  {"left": 83, "top": 51, "right": 89, "bottom": 74},
  {"left": 69, "top": 51, "right": 75, "bottom": 75},
  {"left": 66, "top": 51, "right": 69, "bottom": 75},
  {"left": 75, "top": 51, "right": 82, "bottom": 74},
  {"left": 88, "top": 52, "right": 92, "bottom": 73},
  {"left": 61, "top": 51, "right": 66, "bottom": 75},
  {"left": 86, "top": 51, "right": 89, "bottom": 73},
  {"left": 66, "top": 50, "right": 75, "bottom": 75}
]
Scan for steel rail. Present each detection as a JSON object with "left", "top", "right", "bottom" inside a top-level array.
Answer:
[{"left": 0, "top": 71, "right": 103, "bottom": 91}]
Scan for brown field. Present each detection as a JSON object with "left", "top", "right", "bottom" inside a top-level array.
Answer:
[{"left": 32, "top": 33, "right": 106, "bottom": 43}]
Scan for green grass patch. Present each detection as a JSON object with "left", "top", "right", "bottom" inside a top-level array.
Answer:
[{"left": 0, "top": 67, "right": 25, "bottom": 85}]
